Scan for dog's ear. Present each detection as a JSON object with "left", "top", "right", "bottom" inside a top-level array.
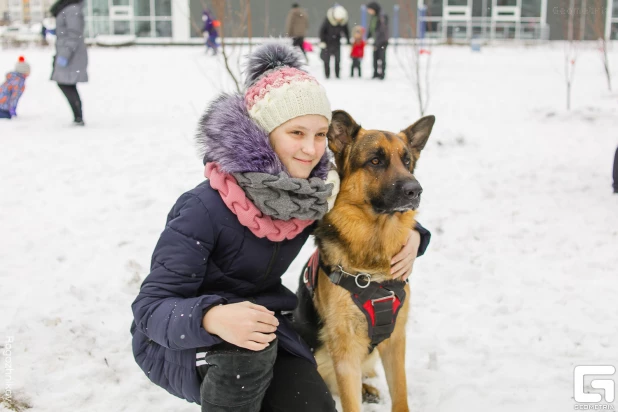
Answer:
[
  {"left": 328, "top": 110, "right": 360, "bottom": 155},
  {"left": 402, "top": 115, "right": 435, "bottom": 151}
]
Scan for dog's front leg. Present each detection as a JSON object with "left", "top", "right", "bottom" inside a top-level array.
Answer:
[
  {"left": 327, "top": 341, "right": 363, "bottom": 412},
  {"left": 378, "top": 333, "right": 410, "bottom": 412}
]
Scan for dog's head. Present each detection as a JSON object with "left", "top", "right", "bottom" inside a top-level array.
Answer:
[{"left": 328, "top": 110, "right": 435, "bottom": 214}]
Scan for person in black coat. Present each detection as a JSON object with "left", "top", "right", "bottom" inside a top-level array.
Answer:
[
  {"left": 319, "top": 5, "right": 350, "bottom": 79},
  {"left": 130, "top": 44, "right": 430, "bottom": 412},
  {"left": 367, "top": 2, "right": 390, "bottom": 79},
  {"left": 614, "top": 149, "right": 618, "bottom": 193}
]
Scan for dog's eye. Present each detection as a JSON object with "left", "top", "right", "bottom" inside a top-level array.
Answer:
[
  {"left": 371, "top": 158, "right": 381, "bottom": 165},
  {"left": 403, "top": 158, "right": 411, "bottom": 166}
]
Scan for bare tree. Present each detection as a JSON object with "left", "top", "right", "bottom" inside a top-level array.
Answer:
[
  {"left": 212, "top": 0, "right": 253, "bottom": 93},
  {"left": 559, "top": 0, "right": 581, "bottom": 110},
  {"left": 395, "top": 0, "right": 433, "bottom": 117},
  {"left": 588, "top": 0, "right": 612, "bottom": 91}
]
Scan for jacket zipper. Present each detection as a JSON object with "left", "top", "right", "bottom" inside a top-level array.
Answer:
[{"left": 261, "top": 243, "right": 280, "bottom": 286}]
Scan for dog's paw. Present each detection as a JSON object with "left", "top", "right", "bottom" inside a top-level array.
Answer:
[{"left": 362, "top": 383, "right": 380, "bottom": 404}]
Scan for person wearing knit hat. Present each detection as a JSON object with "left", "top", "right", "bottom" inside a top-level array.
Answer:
[
  {"left": 319, "top": 4, "right": 350, "bottom": 79},
  {"left": 130, "top": 43, "right": 426, "bottom": 411},
  {"left": 0, "top": 56, "right": 30, "bottom": 119}
]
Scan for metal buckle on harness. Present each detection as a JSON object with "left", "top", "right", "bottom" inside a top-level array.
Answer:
[
  {"left": 354, "top": 273, "right": 372, "bottom": 288},
  {"left": 302, "top": 267, "right": 310, "bottom": 284},
  {"left": 371, "top": 291, "right": 395, "bottom": 306},
  {"left": 337, "top": 265, "right": 372, "bottom": 288}
]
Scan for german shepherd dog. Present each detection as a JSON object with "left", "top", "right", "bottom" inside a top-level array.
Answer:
[{"left": 293, "top": 110, "right": 435, "bottom": 412}]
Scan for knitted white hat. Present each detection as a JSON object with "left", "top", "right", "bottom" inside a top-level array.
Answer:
[
  {"left": 244, "top": 44, "right": 331, "bottom": 133},
  {"left": 15, "top": 56, "right": 31, "bottom": 75}
]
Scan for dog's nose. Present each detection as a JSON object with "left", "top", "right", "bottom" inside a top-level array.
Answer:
[{"left": 402, "top": 181, "right": 423, "bottom": 199}]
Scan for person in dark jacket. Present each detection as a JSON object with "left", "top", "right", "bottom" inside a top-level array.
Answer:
[
  {"left": 202, "top": 9, "right": 219, "bottom": 55},
  {"left": 130, "top": 44, "right": 430, "bottom": 411},
  {"left": 50, "top": 0, "right": 88, "bottom": 125},
  {"left": 286, "top": 3, "right": 309, "bottom": 60},
  {"left": 319, "top": 5, "right": 350, "bottom": 79},
  {"left": 613, "top": 147, "right": 618, "bottom": 194},
  {"left": 367, "top": 2, "right": 390, "bottom": 79}
]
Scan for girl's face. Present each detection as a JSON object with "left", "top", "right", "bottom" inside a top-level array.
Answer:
[{"left": 269, "top": 114, "right": 329, "bottom": 179}]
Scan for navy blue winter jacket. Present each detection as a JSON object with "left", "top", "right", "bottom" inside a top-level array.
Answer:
[{"left": 130, "top": 180, "right": 430, "bottom": 404}]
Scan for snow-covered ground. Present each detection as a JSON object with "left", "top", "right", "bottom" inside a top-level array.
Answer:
[{"left": 1, "top": 43, "right": 617, "bottom": 412}]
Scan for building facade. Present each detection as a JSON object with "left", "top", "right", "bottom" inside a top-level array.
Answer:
[
  {"left": 3, "top": 0, "right": 617, "bottom": 41},
  {"left": 7, "top": 0, "right": 51, "bottom": 23}
]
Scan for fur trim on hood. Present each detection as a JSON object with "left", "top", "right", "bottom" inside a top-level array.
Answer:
[
  {"left": 196, "top": 93, "right": 331, "bottom": 180},
  {"left": 327, "top": 5, "right": 349, "bottom": 26}
]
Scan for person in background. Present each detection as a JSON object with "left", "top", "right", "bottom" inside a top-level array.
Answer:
[
  {"left": 319, "top": 4, "right": 350, "bottom": 79},
  {"left": 50, "top": 0, "right": 88, "bottom": 126},
  {"left": 202, "top": 9, "right": 219, "bottom": 55},
  {"left": 0, "top": 56, "right": 30, "bottom": 120},
  {"left": 614, "top": 149, "right": 618, "bottom": 193},
  {"left": 285, "top": 3, "right": 309, "bottom": 61},
  {"left": 350, "top": 25, "right": 365, "bottom": 78},
  {"left": 366, "top": 2, "right": 390, "bottom": 80}
]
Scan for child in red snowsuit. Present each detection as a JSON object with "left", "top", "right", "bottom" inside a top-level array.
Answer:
[{"left": 350, "top": 26, "right": 365, "bottom": 78}]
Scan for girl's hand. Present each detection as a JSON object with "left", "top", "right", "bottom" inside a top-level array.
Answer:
[
  {"left": 202, "top": 301, "right": 279, "bottom": 351},
  {"left": 391, "top": 229, "right": 421, "bottom": 281}
]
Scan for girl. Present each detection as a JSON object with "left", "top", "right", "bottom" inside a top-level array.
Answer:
[
  {"left": 130, "top": 43, "right": 430, "bottom": 411},
  {"left": 350, "top": 25, "right": 366, "bottom": 78}
]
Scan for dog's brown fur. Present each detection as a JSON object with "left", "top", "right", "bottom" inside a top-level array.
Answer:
[{"left": 311, "top": 110, "right": 435, "bottom": 412}]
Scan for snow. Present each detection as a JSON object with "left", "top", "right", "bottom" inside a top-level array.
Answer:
[{"left": 1, "top": 43, "right": 617, "bottom": 412}]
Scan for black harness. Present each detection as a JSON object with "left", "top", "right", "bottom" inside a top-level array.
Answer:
[{"left": 302, "top": 249, "right": 407, "bottom": 352}]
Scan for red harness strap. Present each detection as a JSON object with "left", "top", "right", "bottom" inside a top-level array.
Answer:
[{"left": 303, "top": 249, "right": 320, "bottom": 296}]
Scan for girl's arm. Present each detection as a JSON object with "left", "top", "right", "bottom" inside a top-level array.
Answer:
[{"left": 131, "top": 193, "right": 226, "bottom": 350}]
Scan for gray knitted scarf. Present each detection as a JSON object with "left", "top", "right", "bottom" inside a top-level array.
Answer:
[{"left": 232, "top": 172, "right": 334, "bottom": 221}]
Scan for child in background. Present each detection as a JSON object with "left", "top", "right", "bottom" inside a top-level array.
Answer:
[
  {"left": 350, "top": 25, "right": 365, "bottom": 78},
  {"left": 202, "top": 9, "right": 219, "bottom": 55},
  {"left": 0, "top": 56, "right": 30, "bottom": 119}
]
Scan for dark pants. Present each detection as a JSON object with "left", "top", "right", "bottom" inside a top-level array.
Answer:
[
  {"left": 351, "top": 58, "right": 362, "bottom": 77},
  {"left": 373, "top": 44, "right": 387, "bottom": 79},
  {"left": 292, "top": 36, "right": 307, "bottom": 59},
  {"left": 206, "top": 34, "right": 218, "bottom": 54},
  {"left": 197, "top": 340, "right": 335, "bottom": 412},
  {"left": 613, "top": 147, "right": 618, "bottom": 193},
  {"left": 58, "top": 84, "right": 83, "bottom": 121},
  {"left": 0, "top": 109, "right": 11, "bottom": 119},
  {"left": 322, "top": 47, "right": 341, "bottom": 79}
]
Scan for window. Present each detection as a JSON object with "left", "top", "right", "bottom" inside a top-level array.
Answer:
[
  {"left": 521, "top": 0, "right": 541, "bottom": 17},
  {"left": 134, "top": 20, "right": 151, "bottom": 36},
  {"left": 472, "top": 0, "right": 491, "bottom": 17},
  {"left": 155, "top": 19, "right": 171, "bottom": 36},
  {"left": 134, "top": 0, "right": 149, "bottom": 17},
  {"left": 426, "top": 0, "right": 443, "bottom": 17},
  {"left": 113, "top": 19, "right": 130, "bottom": 34},
  {"left": 154, "top": 0, "right": 170, "bottom": 16},
  {"left": 90, "top": 0, "right": 108, "bottom": 17},
  {"left": 89, "top": 18, "right": 110, "bottom": 36}
]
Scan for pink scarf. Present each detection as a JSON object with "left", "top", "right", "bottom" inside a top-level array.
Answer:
[{"left": 205, "top": 163, "right": 314, "bottom": 241}]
